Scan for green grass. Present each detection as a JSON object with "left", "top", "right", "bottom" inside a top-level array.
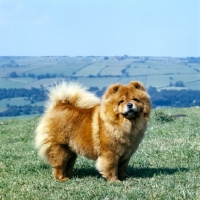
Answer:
[{"left": 0, "top": 107, "right": 199, "bottom": 199}]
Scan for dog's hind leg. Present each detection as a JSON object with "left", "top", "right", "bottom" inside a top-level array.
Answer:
[
  {"left": 64, "top": 152, "right": 77, "bottom": 179},
  {"left": 46, "top": 144, "right": 75, "bottom": 181}
]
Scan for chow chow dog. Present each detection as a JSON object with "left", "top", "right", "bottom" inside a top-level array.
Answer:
[{"left": 35, "top": 81, "right": 151, "bottom": 182}]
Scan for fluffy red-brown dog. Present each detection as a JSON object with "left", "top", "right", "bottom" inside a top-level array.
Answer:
[{"left": 35, "top": 81, "right": 151, "bottom": 182}]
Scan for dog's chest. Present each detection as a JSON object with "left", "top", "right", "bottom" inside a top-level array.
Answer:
[{"left": 113, "top": 125, "right": 145, "bottom": 159}]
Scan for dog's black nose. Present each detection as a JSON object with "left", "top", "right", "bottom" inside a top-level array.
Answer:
[{"left": 127, "top": 103, "right": 133, "bottom": 108}]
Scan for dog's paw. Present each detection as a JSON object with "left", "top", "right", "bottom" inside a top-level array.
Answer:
[{"left": 56, "top": 177, "right": 69, "bottom": 182}]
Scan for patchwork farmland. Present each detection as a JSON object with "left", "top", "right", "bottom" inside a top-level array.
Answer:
[
  {"left": 0, "top": 56, "right": 199, "bottom": 90},
  {"left": 0, "top": 56, "right": 200, "bottom": 117}
]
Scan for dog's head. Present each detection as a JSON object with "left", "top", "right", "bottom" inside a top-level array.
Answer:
[{"left": 102, "top": 81, "right": 151, "bottom": 121}]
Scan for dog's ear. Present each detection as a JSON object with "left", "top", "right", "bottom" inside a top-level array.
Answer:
[
  {"left": 143, "top": 99, "right": 151, "bottom": 121},
  {"left": 112, "top": 84, "right": 121, "bottom": 93},
  {"left": 103, "top": 83, "right": 122, "bottom": 99},
  {"left": 130, "top": 81, "right": 146, "bottom": 91}
]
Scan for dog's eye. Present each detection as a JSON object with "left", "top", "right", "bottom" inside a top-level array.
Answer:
[
  {"left": 133, "top": 98, "right": 139, "bottom": 102},
  {"left": 118, "top": 100, "right": 124, "bottom": 105}
]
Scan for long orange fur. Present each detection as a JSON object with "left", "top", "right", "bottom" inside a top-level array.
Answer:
[{"left": 35, "top": 81, "right": 151, "bottom": 182}]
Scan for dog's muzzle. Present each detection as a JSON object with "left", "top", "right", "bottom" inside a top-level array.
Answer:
[{"left": 123, "top": 103, "right": 139, "bottom": 119}]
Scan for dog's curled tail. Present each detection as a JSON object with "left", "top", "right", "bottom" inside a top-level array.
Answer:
[
  {"left": 45, "top": 81, "right": 100, "bottom": 111},
  {"left": 35, "top": 81, "right": 100, "bottom": 159}
]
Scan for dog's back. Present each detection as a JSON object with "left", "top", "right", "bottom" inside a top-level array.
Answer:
[{"left": 35, "top": 82, "right": 100, "bottom": 159}]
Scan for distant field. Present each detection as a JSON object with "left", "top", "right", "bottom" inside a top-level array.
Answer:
[
  {"left": 118, "top": 76, "right": 147, "bottom": 85},
  {"left": 0, "top": 107, "right": 7, "bottom": 112},
  {"left": 0, "top": 97, "right": 30, "bottom": 106},
  {"left": 24, "top": 65, "right": 73, "bottom": 76},
  {"left": 0, "top": 56, "right": 199, "bottom": 91},
  {"left": 77, "top": 77, "right": 121, "bottom": 89},
  {"left": 100, "top": 65, "right": 125, "bottom": 76},
  {"left": 0, "top": 77, "right": 36, "bottom": 89},
  {"left": 185, "top": 81, "right": 200, "bottom": 90},
  {"left": 75, "top": 63, "right": 105, "bottom": 76}
]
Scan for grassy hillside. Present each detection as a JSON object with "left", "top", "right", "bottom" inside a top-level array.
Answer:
[{"left": 0, "top": 108, "right": 199, "bottom": 199}]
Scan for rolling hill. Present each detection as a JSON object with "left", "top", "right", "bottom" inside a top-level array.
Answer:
[
  {"left": 0, "top": 56, "right": 200, "bottom": 117},
  {"left": 0, "top": 56, "right": 199, "bottom": 90}
]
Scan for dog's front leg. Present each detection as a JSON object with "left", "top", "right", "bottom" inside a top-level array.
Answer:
[
  {"left": 96, "top": 152, "right": 119, "bottom": 182},
  {"left": 118, "top": 158, "right": 131, "bottom": 181}
]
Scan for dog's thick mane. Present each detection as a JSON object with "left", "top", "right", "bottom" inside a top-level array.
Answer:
[{"left": 45, "top": 81, "right": 100, "bottom": 111}]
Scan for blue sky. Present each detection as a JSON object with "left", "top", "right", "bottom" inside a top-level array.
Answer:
[{"left": 0, "top": 0, "right": 199, "bottom": 57}]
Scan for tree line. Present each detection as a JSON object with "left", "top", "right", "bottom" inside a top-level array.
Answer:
[
  {"left": 0, "top": 87, "right": 45, "bottom": 102},
  {"left": 0, "top": 86, "right": 200, "bottom": 117},
  {"left": 9, "top": 71, "right": 68, "bottom": 79},
  {"left": 0, "top": 105, "right": 44, "bottom": 117},
  {"left": 148, "top": 87, "right": 200, "bottom": 108}
]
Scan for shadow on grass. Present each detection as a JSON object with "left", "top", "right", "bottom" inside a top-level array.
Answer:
[
  {"left": 73, "top": 167, "right": 101, "bottom": 179},
  {"left": 73, "top": 167, "right": 189, "bottom": 179},
  {"left": 127, "top": 167, "right": 189, "bottom": 178}
]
